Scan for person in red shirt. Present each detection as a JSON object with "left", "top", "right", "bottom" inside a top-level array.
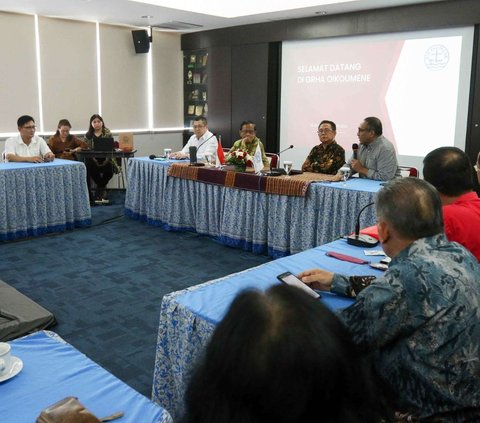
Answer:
[{"left": 423, "top": 146, "right": 480, "bottom": 261}]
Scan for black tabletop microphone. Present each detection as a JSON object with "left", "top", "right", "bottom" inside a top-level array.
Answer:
[
  {"left": 189, "top": 146, "right": 198, "bottom": 164},
  {"left": 278, "top": 145, "right": 294, "bottom": 156},
  {"left": 149, "top": 154, "right": 158, "bottom": 160},
  {"left": 352, "top": 143, "right": 359, "bottom": 160},
  {"left": 347, "top": 202, "right": 379, "bottom": 248}
]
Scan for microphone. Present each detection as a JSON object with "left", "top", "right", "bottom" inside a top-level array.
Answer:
[
  {"left": 149, "top": 154, "right": 158, "bottom": 160},
  {"left": 347, "top": 202, "right": 379, "bottom": 248},
  {"left": 278, "top": 145, "right": 294, "bottom": 156},
  {"left": 352, "top": 143, "right": 359, "bottom": 160}
]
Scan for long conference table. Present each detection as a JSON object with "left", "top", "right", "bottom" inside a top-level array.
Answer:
[
  {"left": 152, "top": 238, "right": 385, "bottom": 420},
  {"left": 0, "top": 331, "right": 171, "bottom": 423},
  {"left": 125, "top": 157, "right": 382, "bottom": 258},
  {"left": 0, "top": 159, "right": 91, "bottom": 241}
]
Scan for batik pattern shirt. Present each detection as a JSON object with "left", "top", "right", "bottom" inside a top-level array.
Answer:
[
  {"left": 301, "top": 141, "right": 345, "bottom": 174},
  {"left": 332, "top": 234, "right": 480, "bottom": 420},
  {"left": 229, "top": 137, "right": 269, "bottom": 166}
]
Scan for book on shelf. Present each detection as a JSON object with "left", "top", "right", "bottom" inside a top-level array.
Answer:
[
  {"left": 187, "top": 104, "right": 195, "bottom": 115},
  {"left": 195, "top": 105, "right": 203, "bottom": 116},
  {"left": 193, "top": 72, "right": 201, "bottom": 84}
]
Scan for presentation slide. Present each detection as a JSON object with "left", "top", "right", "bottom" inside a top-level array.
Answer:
[{"left": 279, "top": 27, "right": 474, "bottom": 174}]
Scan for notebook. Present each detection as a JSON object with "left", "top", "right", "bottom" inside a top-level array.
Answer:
[{"left": 93, "top": 137, "right": 115, "bottom": 152}]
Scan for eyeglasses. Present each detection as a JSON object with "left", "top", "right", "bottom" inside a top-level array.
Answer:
[
  {"left": 193, "top": 125, "right": 205, "bottom": 129},
  {"left": 358, "top": 127, "right": 370, "bottom": 133},
  {"left": 23, "top": 125, "right": 36, "bottom": 130},
  {"left": 317, "top": 129, "right": 333, "bottom": 134}
]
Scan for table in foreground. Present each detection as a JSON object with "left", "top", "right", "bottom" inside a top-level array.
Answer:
[
  {"left": 125, "top": 157, "right": 382, "bottom": 257},
  {"left": 0, "top": 159, "right": 91, "bottom": 241},
  {"left": 0, "top": 331, "right": 172, "bottom": 423},
  {"left": 152, "top": 238, "right": 384, "bottom": 420}
]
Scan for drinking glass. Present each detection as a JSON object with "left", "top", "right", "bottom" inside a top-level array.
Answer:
[
  {"left": 283, "top": 160, "right": 293, "bottom": 177},
  {"left": 340, "top": 165, "right": 351, "bottom": 186}
]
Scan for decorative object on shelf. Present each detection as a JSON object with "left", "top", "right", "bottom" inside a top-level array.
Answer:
[
  {"left": 187, "top": 70, "right": 193, "bottom": 84},
  {"left": 190, "top": 54, "right": 196, "bottom": 64},
  {"left": 187, "top": 104, "right": 195, "bottom": 115},
  {"left": 225, "top": 148, "right": 253, "bottom": 172},
  {"left": 194, "top": 105, "right": 203, "bottom": 116},
  {"left": 193, "top": 72, "right": 201, "bottom": 84}
]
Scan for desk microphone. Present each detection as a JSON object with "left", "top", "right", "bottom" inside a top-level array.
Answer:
[
  {"left": 352, "top": 143, "right": 359, "bottom": 160},
  {"left": 347, "top": 202, "right": 379, "bottom": 248},
  {"left": 149, "top": 154, "right": 159, "bottom": 160},
  {"left": 278, "top": 145, "right": 294, "bottom": 156}
]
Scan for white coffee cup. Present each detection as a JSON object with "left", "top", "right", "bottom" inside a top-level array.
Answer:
[
  {"left": 164, "top": 148, "right": 172, "bottom": 159},
  {"left": 0, "top": 342, "right": 11, "bottom": 375}
]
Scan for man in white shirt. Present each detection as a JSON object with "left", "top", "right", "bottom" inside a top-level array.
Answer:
[
  {"left": 5, "top": 115, "right": 54, "bottom": 163},
  {"left": 171, "top": 117, "right": 217, "bottom": 162}
]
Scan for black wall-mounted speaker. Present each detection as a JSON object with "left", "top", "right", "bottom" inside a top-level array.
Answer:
[{"left": 132, "top": 30, "right": 150, "bottom": 54}]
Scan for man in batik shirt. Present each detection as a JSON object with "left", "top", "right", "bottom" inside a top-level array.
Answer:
[
  {"left": 301, "top": 120, "right": 345, "bottom": 174},
  {"left": 299, "top": 178, "right": 480, "bottom": 421}
]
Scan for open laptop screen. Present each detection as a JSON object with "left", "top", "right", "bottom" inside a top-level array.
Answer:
[{"left": 92, "top": 137, "right": 114, "bottom": 152}]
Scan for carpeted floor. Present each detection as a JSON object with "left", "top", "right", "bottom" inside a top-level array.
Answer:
[{"left": 0, "top": 190, "right": 271, "bottom": 397}]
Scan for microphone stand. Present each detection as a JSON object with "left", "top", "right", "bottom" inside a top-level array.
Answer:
[{"left": 347, "top": 202, "right": 379, "bottom": 248}]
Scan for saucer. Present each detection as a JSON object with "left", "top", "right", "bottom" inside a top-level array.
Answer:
[{"left": 0, "top": 356, "right": 23, "bottom": 382}]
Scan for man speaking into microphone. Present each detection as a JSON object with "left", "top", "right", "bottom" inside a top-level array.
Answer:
[
  {"left": 348, "top": 116, "right": 400, "bottom": 181},
  {"left": 170, "top": 117, "right": 218, "bottom": 162}
]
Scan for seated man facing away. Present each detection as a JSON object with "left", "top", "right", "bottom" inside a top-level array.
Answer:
[
  {"left": 299, "top": 178, "right": 480, "bottom": 421},
  {"left": 347, "top": 116, "right": 400, "bottom": 181},
  {"left": 423, "top": 146, "right": 480, "bottom": 261},
  {"left": 170, "top": 116, "right": 217, "bottom": 162},
  {"left": 5, "top": 115, "right": 54, "bottom": 163},
  {"left": 302, "top": 120, "right": 345, "bottom": 174},
  {"left": 181, "top": 285, "right": 390, "bottom": 423}
]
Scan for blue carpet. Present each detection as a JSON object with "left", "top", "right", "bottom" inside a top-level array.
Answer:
[{"left": 0, "top": 190, "right": 272, "bottom": 397}]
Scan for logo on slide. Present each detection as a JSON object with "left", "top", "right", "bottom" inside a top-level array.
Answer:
[{"left": 424, "top": 45, "right": 449, "bottom": 71}]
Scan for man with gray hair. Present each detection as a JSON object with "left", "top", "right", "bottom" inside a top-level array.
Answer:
[{"left": 299, "top": 178, "right": 480, "bottom": 421}]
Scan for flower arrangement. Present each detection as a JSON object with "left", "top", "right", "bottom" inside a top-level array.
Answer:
[{"left": 225, "top": 149, "right": 253, "bottom": 170}]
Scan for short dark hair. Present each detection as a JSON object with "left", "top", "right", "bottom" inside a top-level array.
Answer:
[
  {"left": 423, "top": 147, "right": 473, "bottom": 196},
  {"left": 17, "top": 115, "right": 35, "bottom": 127},
  {"left": 181, "top": 285, "right": 389, "bottom": 423},
  {"left": 239, "top": 120, "right": 256, "bottom": 131},
  {"left": 364, "top": 117, "right": 382, "bottom": 136},
  {"left": 376, "top": 178, "right": 443, "bottom": 239},
  {"left": 194, "top": 116, "right": 207, "bottom": 126},
  {"left": 319, "top": 120, "right": 336, "bottom": 131}
]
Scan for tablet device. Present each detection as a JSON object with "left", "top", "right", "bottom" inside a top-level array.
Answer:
[{"left": 277, "top": 272, "right": 321, "bottom": 299}]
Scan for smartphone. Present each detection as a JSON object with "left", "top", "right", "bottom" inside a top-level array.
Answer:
[
  {"left": 369, "top": 262, "right": 389, "bottom": 271},
  {"left": 277, "top": 272, "right": 321, "bottom": 299}
]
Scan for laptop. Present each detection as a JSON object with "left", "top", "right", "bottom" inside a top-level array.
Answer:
[{"left": 93, "top": 137, "right": 115, "bottom": 152}]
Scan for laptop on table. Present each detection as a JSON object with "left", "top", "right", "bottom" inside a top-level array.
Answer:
[{"left": 93, "top": 137, "right": 115, "bottom": 152}]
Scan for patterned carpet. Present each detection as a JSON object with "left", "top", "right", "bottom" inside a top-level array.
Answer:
[{"left": 0, "top": 190, "right": 271, "bottom": 398}]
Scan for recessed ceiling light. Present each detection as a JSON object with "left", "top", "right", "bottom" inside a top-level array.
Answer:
[
  {"left": 315, "top": 11, "right": 328, "bottom": 15},
  {"left": 141, "top": 15, "right": 154, "bottom": 19}
]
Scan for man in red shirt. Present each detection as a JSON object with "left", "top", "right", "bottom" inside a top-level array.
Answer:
[{"left": 423, "top": 146, "right": 480, "bottom": 261}]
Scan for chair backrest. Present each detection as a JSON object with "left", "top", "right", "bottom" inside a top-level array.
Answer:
[
  {"left": 399, "top": 165, "right": 419, "bottom": 177},
  {"left": 265, "top": 152, "right": 279, "bottom": 168}
]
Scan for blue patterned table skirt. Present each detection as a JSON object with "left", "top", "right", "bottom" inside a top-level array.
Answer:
[
  {"left": 0, "top": 159, "right": 91, "bottom": 241},
  {"left": 125, "top": 157, "right": 382, "bottom": 258},
  {"left": 152, "top": 238, "right": 385, "bottom": 420}
]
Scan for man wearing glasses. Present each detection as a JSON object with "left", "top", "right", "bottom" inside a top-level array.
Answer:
[
  {"left": 301, "top": 120, "right": 345, "bottom": 174},
  {"left": 4, "top": 115, "right": 54, "bottom": 163},
  {"left": 350, "top": 116, "right": 400, "bottom": 180},
  {"left": 171, "top": 116, "right": 218, "bottom": 162}
]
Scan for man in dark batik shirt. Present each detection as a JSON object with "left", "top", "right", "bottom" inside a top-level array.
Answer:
[
  {"left": 302, "top": 120, "right": 345, "bottom": 175},
  {"left": 299, "top": 178, "right": 480, "bottom": 422}
]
